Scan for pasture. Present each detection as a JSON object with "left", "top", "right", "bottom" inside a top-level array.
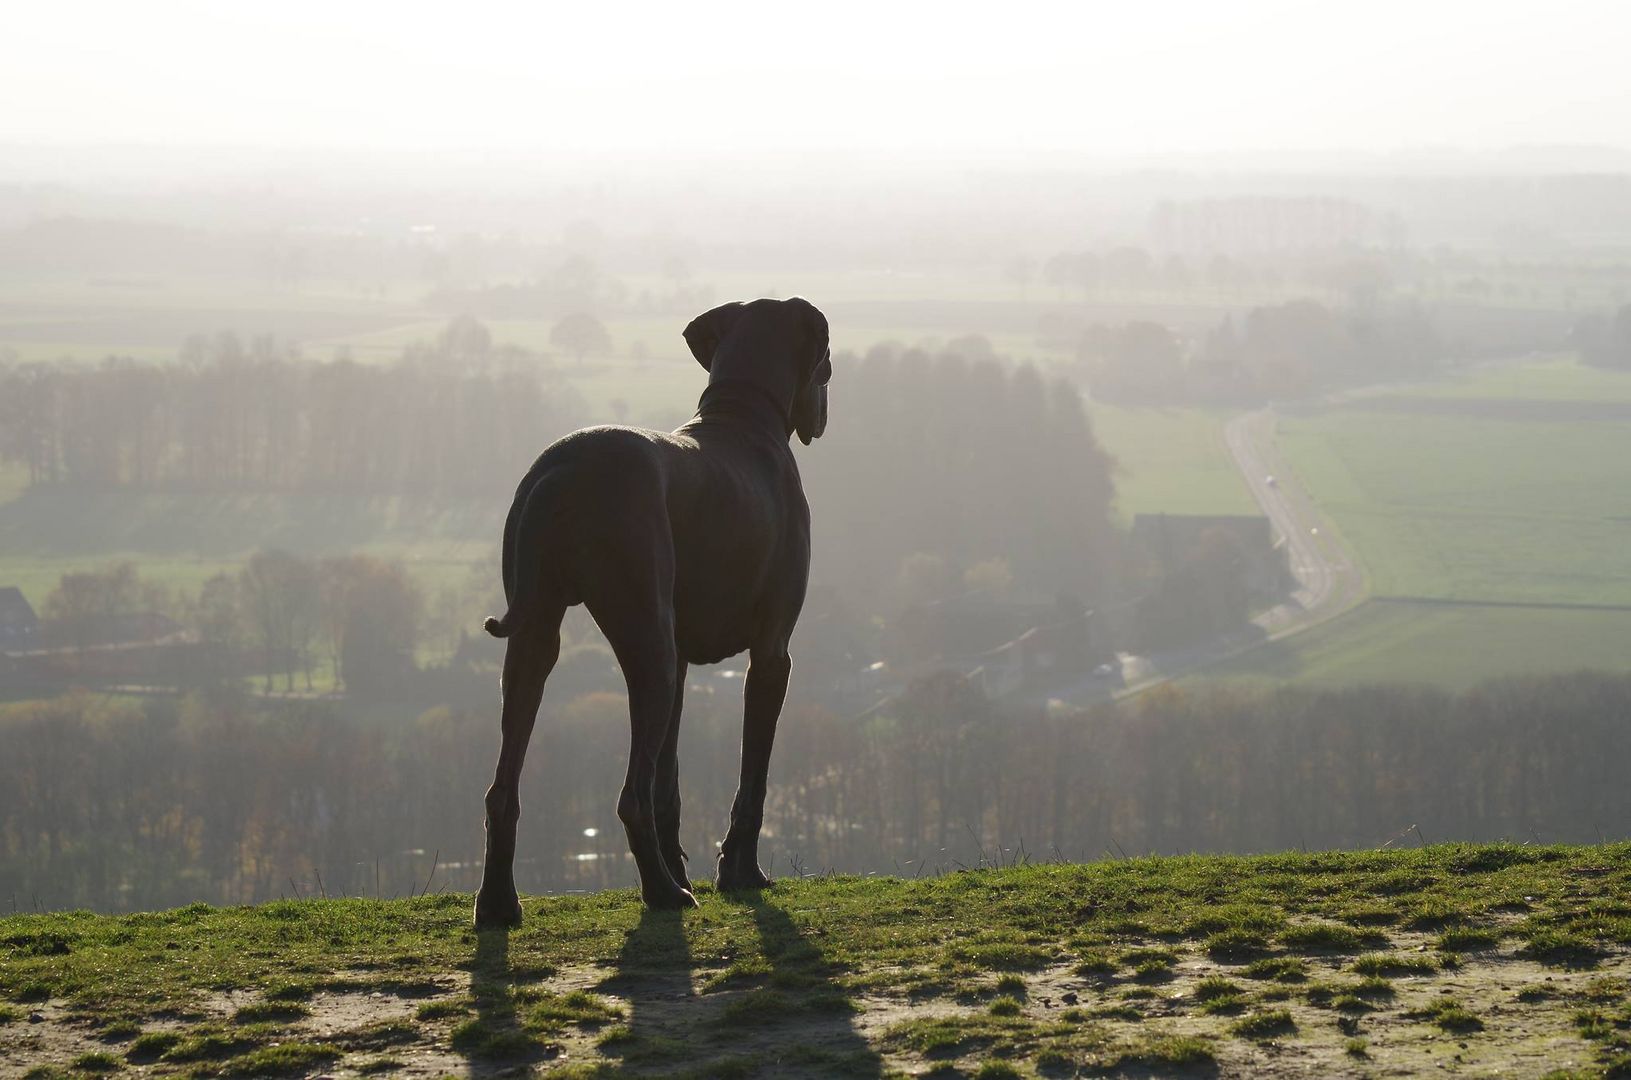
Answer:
[
  {"left": 1204, "top": 356, "right": 1631, "bottom": 687},
  {"left": 1203, "top": 600, "right": 1631, "bottom": 690},
  {"left": 3, "top": 844, "right": 1629, "bottom": 1078}
]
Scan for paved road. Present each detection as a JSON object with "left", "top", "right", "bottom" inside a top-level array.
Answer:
[
  {"left": 1221, "top": 407, "right": 1364, "bottom": 637},
  {"left": 1051, "top": 406, "right": 1366, "bottom": 704}
]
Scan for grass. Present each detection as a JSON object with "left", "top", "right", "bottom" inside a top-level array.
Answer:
[
  {"left": 1197, "top": 357, "right": 1631, "bottom": 689},
  {"left": 1278, "top": 404, "right": 1631, "bottom": 608},
  {"left": 1349, "top": 951, "right": 1437, "bottom": 976},
  {"left": 1408, "top": 997, "right": 1485, "bottom": 1032},
  {"left": 1087, "top": 403, "right": 1256, "bottom": 519},
  {"left": 1201, "top": 599, "right": 1631, "bottom": 689},
  {"left": 1230, "top": 1008, "right": 1296, "bottom": 1039},
  {"left": 1278, "top": 922, "right": 1382, "bottom": 953},
  {"left": 2, "top": 844, "right": 1631, "bottom": 1076}
]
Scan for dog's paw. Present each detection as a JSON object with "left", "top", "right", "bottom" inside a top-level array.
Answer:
[
  {"left": 715, "top": 863, "right": 774, "bottom": 893},
  {"left": 473, "top": 892, "right": 524, "bottom": 929},
  {"left": 643, "top": 884, "right": 699, "bottom": 911}
]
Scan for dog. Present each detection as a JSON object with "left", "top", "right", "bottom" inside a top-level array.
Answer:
[{"left": 473, "top": 296, "right": 831, "bottom": 927}]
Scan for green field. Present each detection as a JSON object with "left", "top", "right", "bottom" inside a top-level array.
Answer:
[
  {"left": 1207, "top": 357, "right": 1631, "bottom": 687},
  {"left": 1401, "top": 355, "right": 1631, "bottom": 404},
  {"left": 1278, "top": 410, "right": 1631, "bottom": 605},
  {"left": 4, "top": 845, "right": 1629, "bottom": 1078},
  {"left": 1204, "top": 600, "right": 1631, "bottom": 689},
  {"left": 1088, "top": 405, "right": 1256, "bottom": 520}
]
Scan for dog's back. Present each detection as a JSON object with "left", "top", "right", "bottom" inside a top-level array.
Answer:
[{"left": 486, "top": 418, "right": 806, "bottom": 665}]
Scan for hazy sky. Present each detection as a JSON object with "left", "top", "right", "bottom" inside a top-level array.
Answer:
[{"left": 5, "top": 0, "right": 1628, "bottom": 158}]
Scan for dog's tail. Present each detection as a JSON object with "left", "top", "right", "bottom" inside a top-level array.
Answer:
[{"left": 483, "top": 473, "right": 551, "bottom": 639}]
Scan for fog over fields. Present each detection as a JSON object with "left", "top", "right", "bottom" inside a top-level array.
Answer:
[{"left": 4, "top": 1, "right": 1631, "bottom": 913}]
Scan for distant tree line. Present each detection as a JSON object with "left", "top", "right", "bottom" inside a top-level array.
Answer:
[
  {"left": 1078, "top": 299, "right": 1443, "bottom": 405},
  {"left": 0, "top": 334, "right": 587, "bottom": 495},
  {"left": 1575, "top": 305, "right": 1631, "bottom": 370},
  {"left": 5, "top": 669, "right": 1629, "bottom": 912}
]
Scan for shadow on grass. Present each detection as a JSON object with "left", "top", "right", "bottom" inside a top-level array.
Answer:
[
  {"left": 594, "top": 892, "right": 886, "bottom": 1077},
  {"left": 729, "top": 889, "right": 886, "bottom": 1078},
  {"left": 458, "top": 928, "right": 537, "bottom": 1076},
  {"left": 594, "top": 907, "right": 698, "bottom": 1073}
]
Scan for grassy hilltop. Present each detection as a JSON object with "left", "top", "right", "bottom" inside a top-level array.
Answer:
[{"left": 4, "top": 845, "right": 1631, "bottom": 1078}]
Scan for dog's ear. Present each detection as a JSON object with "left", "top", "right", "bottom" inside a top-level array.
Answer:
[
  {"left": 682, "top": 302, "right": 744, "bottom": 372},
  {"left": 787, "top": 297, "right": 831, "bottom": 387}
]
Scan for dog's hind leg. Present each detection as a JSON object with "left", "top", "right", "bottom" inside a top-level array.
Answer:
[
  {"left": 716, "top": 647, "right": 791, "bottom": 892},
  {"left": 473, "top": 605, "right": 564, "bottom": 929},
  {"left": 655, "top": 654, "right": 689, "bottom": 886}
]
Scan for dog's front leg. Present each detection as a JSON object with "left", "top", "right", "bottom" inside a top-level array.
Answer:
[
  {"left": 616, "top": 636, "right": 699, "bottom": 911},
  {"left": 716, "top": 649, "right": 790, "bottom": 891},
  {"left": 655, "top": 656, "right": 690, "bottom": 886}
]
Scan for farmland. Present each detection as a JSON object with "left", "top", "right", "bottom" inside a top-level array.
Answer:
[{"left": 1204, "top": 357, "right": 1631, "bottom": 687}]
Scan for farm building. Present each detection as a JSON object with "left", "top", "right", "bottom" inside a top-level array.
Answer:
[{"left": 0, "top": 587, "right": 38, "bottom": 649}]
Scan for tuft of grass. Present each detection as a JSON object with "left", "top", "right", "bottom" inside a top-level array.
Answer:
[
  {"left": 1231, "top": 1008, "right": 1297, "bottom": 1040},
  {"left": 975, "top": 1062, "right": 1024, "bottom": 1080},
  {"left": 1205, "top": 927, "right": 1271, "bottom": 958},
  {"left": 1242, "top": 956, "right": 1308, "bottom": 982},
  {"left": 1280, "top": 923, "right": 1381, "bottom": 953},
  {"left": 1438, "top": 927, "right": 1501, "bottom": 953},
  {"left": 262, "top": 980, "right": 315, "bottom": 1002},
  {"left": 1344, "top": 1037, "right": 1369, "bottom": 1058},
  {"left": 1352, "top": 976, "right": 1396, "bottom": 999},
  {"left": 993, "top": 974, "right": 1028, "bottom": 998},
  {"left": 1338, "top": 904, "right": 1400, "bottom": 926},
  {"left": 232, "top": 1001, "right": 312, "bottom": 1024},
  {"left": 1193, "top": 976, "right": 1244, "bottom": 1002},
  {"left": 125, "top": 1032, "right": 182, "bottom": 1062},
  {"left": 70, "top": 1052, "right": 121, "bottom": 1073},
  {"left": 356, "top": 1059, "right": 405, "bottom": 1075},
  {"left": 449, "top": 1018, "right": 541, "bottom": 1059},
  {"left": 97, "top": 1019, "right": 141, "bottom": 1041},
  {"left": 336, "top": 1019, "right": 418, "bottom": 1051},
  {"left": 947, "top": 939, "right": 1058, "bottom": 971},
  {"left": 159, "top": 1031, "right": 251, "bottom": 1063},
  {"left": 220, "top": 1042, "right": 341, "bottom": 1077},
  {"left": 14, "top": 980, "right": 52, "bottom": 1003},
  {"left": 1520, "top": 929, "right": 1602, "bottom": 967},
  {"left": 1125, "top": 1034, "right": 1216, "bottom": 1066},
  {"left": 1583, "top": 977, "right": 1629, "bottom": 1004},
  {"left": 416, "top": 996, "right": 473, "bottom": 1020},
  {"left": 1122, "top": 947, "right": 1177, "bottom": 982},
  {"left": 526, "top": 988, "right": 623, "bottom": 1031},
  {"left": 1409, "top": 997, "right": 1485, "bottom": 1032},
  {"left": 987, "top": 994, "right": 1022, "bottom": 1017},
  {"left": 0, "top": 1005, "right": 21, "bottom": 1024},
  {"left": 1350, "top": 951, "right": 1436, "bottom": 976},
  {"left": 1072, "top": 951, "right": 1117, "bottom": 977},
  {"left": 1092, "top": 1004, "right": 1143, "bottom": 1021},
  {"left": 715, "top": 990, "right": 801, "bottom": 1027}
]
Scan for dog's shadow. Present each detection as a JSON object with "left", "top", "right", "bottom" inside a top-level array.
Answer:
[{"left": 596, "top": 889, "right": 885, "bottom": 1077}]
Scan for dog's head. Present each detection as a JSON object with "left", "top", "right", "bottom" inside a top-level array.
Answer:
[{"left": 684, "top": 297, "right": 831, "bottom": 444}]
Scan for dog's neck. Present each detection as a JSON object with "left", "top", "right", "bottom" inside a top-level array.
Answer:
[{"left": 685, "top": 378, "right": 792, "bottom": 443}]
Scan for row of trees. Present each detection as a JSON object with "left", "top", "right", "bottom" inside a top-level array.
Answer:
[
  {"left": 6, "top": 669, "right": 1629, "bottom": 912},
  {"left": 1078, "top": 299, "right": 1443, "bottom": 405},
  {"left": 803, "top": 341, "right": 1119, "bottom": 608},
  {"left": 0, "top": 344, "right": 588, "bottom": 494}
]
